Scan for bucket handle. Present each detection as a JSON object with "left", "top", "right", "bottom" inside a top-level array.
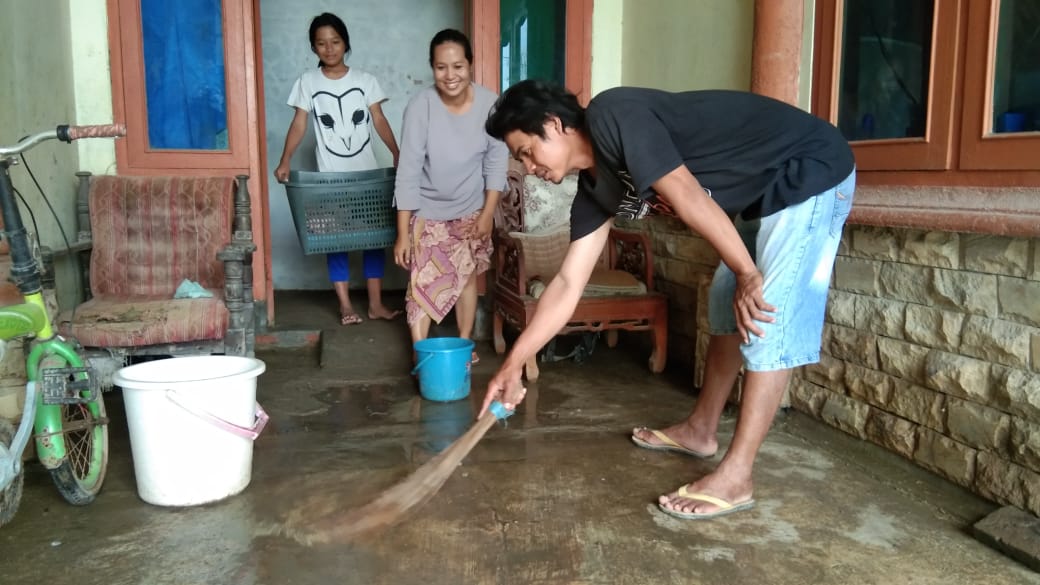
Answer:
[
  {"left": 410, "top": 354, "right": 434, "bottom": 376},
  {"left": 165, "top": 391, "right": 269, "bottom": 441}
]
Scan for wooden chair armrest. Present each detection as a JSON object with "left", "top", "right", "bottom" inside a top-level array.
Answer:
[
  {"left": 493, "top": 230, "right": 529, "bottom": 295},
  {"left": 232, "top": 174, "right": 254, "bottom": 244},
  {"left": 608, "top": 228, "right": 655, "bottom": 289},
  {"left": 68, "top": 171, "right": 97, "bottom": 302},
  {"left": 217, "top": 241, "right": 254, "bottom": 263},
  {"left": 50, "top": 239, "right": 93, "bottom": 257},
  {"left": 217, "top": 241, "right": 257, "bottom": 357},
  {"left": 217, "top": 241, "right": 256, "bottom": 301}
]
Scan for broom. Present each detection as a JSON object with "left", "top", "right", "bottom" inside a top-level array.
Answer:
[{"left": 275, "top": 401, "right": 515, "bottom": 546}]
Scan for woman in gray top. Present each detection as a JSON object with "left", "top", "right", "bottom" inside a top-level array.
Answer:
[{"left": 393, "top": 29, "right": 508, "bottom": 363}]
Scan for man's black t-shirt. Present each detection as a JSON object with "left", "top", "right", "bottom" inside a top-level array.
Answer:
[{"left": 569, "top": 87, "right": 855, "bottom": 241}]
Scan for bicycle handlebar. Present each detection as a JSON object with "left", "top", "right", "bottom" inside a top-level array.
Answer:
[
  {"left": 60, "top": 124, "right": 127, "bottom": 141},
  {"left": 0, "top": 123, "right": 126, "bottom": 158}
]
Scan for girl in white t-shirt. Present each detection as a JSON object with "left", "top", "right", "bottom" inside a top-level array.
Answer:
[{"left": 275, "top": 12, "right": 401, "bottom": 325}]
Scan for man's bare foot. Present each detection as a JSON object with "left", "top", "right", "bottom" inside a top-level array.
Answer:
[
  {"left": 368, "top": 305, "right": 402, "bottom": 320},
  {"left": 631, "top": 421, "right": 718, "bottom": 458},
  {"left": 658, "top": 470, "right": 754, "bottom": 518}
]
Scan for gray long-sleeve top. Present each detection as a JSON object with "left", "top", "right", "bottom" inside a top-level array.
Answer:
[{"left": 393, "top": 84, "right": 508, "bottom": 220}]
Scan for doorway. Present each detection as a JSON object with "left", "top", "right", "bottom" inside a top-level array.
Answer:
[{"left": 258, "top": 0, "right": 464, "bottom": 294}]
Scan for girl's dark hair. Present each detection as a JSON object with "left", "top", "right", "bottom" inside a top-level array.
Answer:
[
  {"left": 309, "top": 12, "right": 351, "bottom": 67},
  {"left": 428, "top": 28, "right": 473, "bottom": 67},
  {"left": 486, "top": 79, "right": 585, "bottom": 140}
]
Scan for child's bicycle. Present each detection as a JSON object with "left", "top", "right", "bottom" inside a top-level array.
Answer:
[{"left": 0, "top": 124, "right": 125, "bottom": 527}]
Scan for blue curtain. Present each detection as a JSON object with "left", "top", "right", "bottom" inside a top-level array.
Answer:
[{"left": 141, "top": 0, "right": 228, "bottom": 150}]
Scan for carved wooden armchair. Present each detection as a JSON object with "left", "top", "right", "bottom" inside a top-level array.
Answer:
[
  {"left": 492, "top": 166, "right": 668, "bottom": 381},
  {"left": 57, "top": 173, "right": 257, "bottom": 360}
]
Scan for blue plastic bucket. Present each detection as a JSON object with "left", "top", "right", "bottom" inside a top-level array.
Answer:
[{"left": 411, "top": 337, "right": 474, "bottom": 402}]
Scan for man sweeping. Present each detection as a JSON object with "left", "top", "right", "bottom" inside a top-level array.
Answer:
[{"left": 480, "top": 80, "right": 855, "bottom": 520}]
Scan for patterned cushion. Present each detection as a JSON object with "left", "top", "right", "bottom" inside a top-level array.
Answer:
[
  {"left": 584, "top": 269, "right": 647, "bottom": 296},
  {"left": 507, "top": 224, "right": 570, "bottom": 281},
  {"left": 521, "top": 174, "right": 578, "bottom": 233},
  {"left": 59, "top": 296, "right": 228, "bottom": 348},
  {"left": 88, "top": 176, "right": 235, "bottom": 297},
  {"left": 528, "top": 269, "right": 647, "bottom": 299}
]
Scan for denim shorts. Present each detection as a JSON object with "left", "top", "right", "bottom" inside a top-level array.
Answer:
[{"left": 708, "top": 169, "right": 856, "bottom": 371}]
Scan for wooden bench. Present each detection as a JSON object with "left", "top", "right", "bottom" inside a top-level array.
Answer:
[{"left": 57, "top": 173, "right": 256, "bottom": 359}]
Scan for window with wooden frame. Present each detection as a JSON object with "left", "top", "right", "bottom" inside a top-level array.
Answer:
[
  {"left": 959, "top": 0, "right": 1040, "bottom": 170},
  {"left": 467, "top": 0, "right": 593, "bottom": 103},
  {"left": 107, "top": 0, "right": 254, "bottom": 173},
  {"left": 813, "top": 0, "right": 1040, "bottom": 181}
]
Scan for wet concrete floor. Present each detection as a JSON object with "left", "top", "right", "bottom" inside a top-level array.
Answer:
[{"left": 1, "top": 290, "right": 1037, "bottom": 584}]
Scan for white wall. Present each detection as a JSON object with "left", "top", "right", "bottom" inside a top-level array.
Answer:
[
  {"left": 261, "top": 0, "right": 464, "bottom": 290},
  {"left": 591, "top": 0, "right": 624, "bottom": 95},
  {"left": 0, "top": 0, "right": 91, "bottom": 310},
  {"left": 608, "top": 0, "right": 816, "bottom": 109},
  {"left": 799, "top": 0, "right": 815, "bottom": 111},
  {"left": 621, "top": 0, "right": 754, "bottom": 92},
  {"left": 70, "top": 0, "right": 118, "bottom": 175}
]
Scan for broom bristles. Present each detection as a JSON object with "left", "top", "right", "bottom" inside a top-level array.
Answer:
[{"left": 279, "top": 409, "right": 500, "bottom": 546}]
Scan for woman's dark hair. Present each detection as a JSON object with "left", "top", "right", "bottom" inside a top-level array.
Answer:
[
  {"left": 428, "top": 28, "right": 473, "bottom": 67},
  {"left": 309, "top": 12, "right": 351, "bottom": 67},
  {"left": 486, "top": 79, "right": 585, "bottom": 140}
]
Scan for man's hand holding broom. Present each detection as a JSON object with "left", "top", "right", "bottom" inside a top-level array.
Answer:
[{"left": 481, "top": 365, "right": 527, "bottom": 414}]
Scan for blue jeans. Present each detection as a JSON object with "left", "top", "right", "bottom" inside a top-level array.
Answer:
[
  {"left": 708, "top": 169, "right": 856, "bottom": 371},
  {"left": 326, "top": 249, "right": 385, "bottom": 283}
]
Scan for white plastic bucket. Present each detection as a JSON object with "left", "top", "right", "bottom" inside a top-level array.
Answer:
[{"left": 112, "top": 356, "right": 267, "bottom": 507}]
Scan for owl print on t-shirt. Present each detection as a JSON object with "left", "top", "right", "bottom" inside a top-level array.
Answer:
[{"left": 312, "top": 87, "right": 371, "bottom": 159}]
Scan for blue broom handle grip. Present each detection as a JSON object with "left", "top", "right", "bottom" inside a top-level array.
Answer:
[{"left": 489, "top": 401, "right": 514, "bottom": 420}]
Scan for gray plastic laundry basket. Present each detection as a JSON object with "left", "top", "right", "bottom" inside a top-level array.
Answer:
[{"left": 284, "top": 168, "right": 397, "bottom": 254}]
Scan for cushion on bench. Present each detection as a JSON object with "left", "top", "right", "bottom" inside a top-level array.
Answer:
[{"left": 60, "top": 295, "right": 227, "bottom": 348}]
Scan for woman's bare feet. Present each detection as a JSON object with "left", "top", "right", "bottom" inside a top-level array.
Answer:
[
  {"left": 658, "top": 468, "right": 754, "bottom": 518},
  {"left": 367, "top": 305, "right": 402, "bottom": 320},
  {"left": 631, "top": 420, "right": 718, "bottom": 458}
]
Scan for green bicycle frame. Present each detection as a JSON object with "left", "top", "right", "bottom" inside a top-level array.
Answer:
[
  {"left": 0, "top": 291, "right": 99, "bottom": 474},
  {"left": 0, "top": 126, "right": 120, "bottom": 506}
]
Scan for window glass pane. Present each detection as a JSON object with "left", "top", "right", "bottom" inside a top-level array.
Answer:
[
  {"left": 500, "top": 0, "right": 566, "bottom": 92},
  {"left": 837, "top": 0, "right": 933, "bottom": 141},
  {"left": 992, "top": 0, "right": 1040, "bottom": 133},
  {"left": 141, "top": 0, "right": 229, "bottom": 150}
]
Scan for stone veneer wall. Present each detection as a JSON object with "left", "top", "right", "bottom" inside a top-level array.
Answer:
[{"left": 630, "top": 218, "right": 1040, "bottom": 516}]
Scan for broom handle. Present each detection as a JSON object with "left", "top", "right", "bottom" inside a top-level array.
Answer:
[
  {"left": 470, "top": 408, "right": 498, "bottom": 438},
  {"left": 466, "top": 400, "right": 514, "bottom": 443}
]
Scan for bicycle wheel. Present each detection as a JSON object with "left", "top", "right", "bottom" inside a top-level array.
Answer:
[
  {"left": 47, "top": 392, "right": 109, "bottom": 505},
  {"left": 0, "top": 417, "right": 24, "bottom": 527}
]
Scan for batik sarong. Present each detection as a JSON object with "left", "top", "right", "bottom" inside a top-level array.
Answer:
[{"left": 406, "top": 210, "right": 492, "bottom": 325}]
